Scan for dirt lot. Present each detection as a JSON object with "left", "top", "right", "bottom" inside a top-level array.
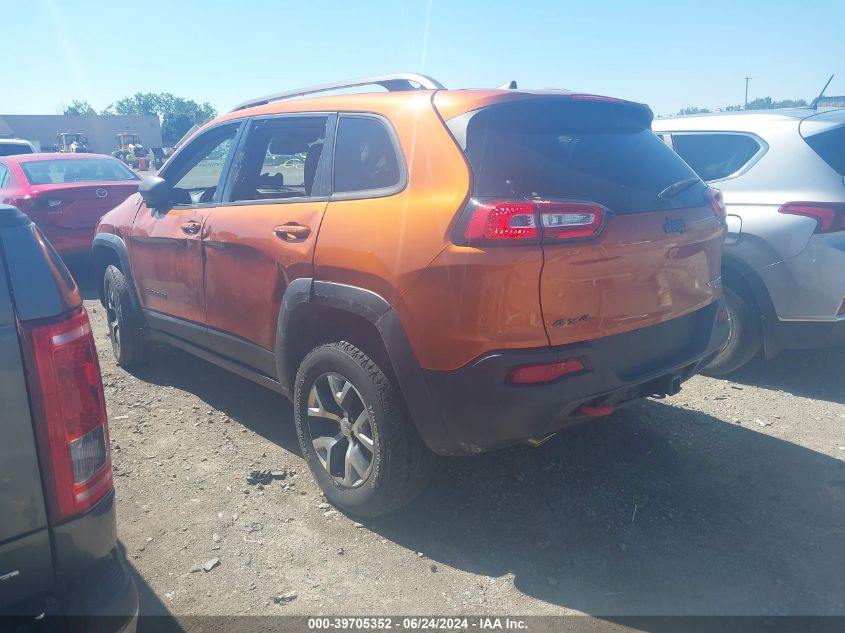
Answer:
[{"left": 71, "top": 263, "right": 845, "bottom": 626}]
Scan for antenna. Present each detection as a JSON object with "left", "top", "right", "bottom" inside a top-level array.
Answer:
[{"left": 811, "top": 74, "right": 834, "bottom": 110}]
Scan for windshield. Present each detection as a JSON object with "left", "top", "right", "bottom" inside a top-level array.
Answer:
[
  {"left": 0, "top": 143, "right": 33, "bottom": 156},
  {"left": 21, "top": 159, "right": 139, "bottom": 184}
]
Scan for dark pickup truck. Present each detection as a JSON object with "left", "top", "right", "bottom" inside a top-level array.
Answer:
[{"left": 0, "top": 204, "right": 137, "bottom": 631}]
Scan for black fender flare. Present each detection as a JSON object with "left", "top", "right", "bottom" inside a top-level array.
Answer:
[
  {"left": 275, "top": 280, "right": 455, "bottom": 454},
  {"left": 91, "top": 233, "right": 144, "bottom": 317}
]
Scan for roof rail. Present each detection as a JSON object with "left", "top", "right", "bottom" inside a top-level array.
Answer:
[{"left": 231, "top": 73, "right": 446, "bottom": 112}]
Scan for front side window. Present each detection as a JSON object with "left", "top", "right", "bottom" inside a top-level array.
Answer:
[
  {"left": 164, "top": 123, "right": 239, "bottom": 205},
  {"left": 20, "top": 158, "right": 138, "bottom": 185},
  {"left": 333, "top": 116, "right": 402, "bottom": 194},
  {"left": 229, "top": 115, "right": 328, "bottom": 202},
  {"left": 671, "top": 133, "right": 763, "bottom": 182}
]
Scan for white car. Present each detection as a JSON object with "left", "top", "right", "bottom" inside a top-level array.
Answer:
[{"left": 0, "top": 138, "right": 36, "bottom": 156}]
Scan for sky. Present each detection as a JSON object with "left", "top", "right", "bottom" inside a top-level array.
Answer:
[{"left": 4, "top": 0, "right": 843, "bottom": 118}]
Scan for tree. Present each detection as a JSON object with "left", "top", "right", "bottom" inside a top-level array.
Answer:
[
  {"left": 63, "top": 100, "right": 96, "bottom": 116},
  {"left": 103, "top": 92, "right": 217, "bottom": 145},
  {"left": 677, "top": 106, "right": 711, "bottom": 115}
]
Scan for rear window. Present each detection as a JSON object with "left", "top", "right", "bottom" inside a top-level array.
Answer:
[
  {"left": 333, "top": 116, "right": 403, "bottom": 195},
  {"left": 671, "top": 133, "right": 763, "bottom": 182},
  {"left": 20, "top": 159, "right": 138, "bottom": 185},
  {"left": 804, "top": 125, "right": 845, "bottom": 177},
  {"left": 449, "top": 99, "right": 704, "bottom": 213},
  {"left": 0, "top": 143, "right": 33, "bottom": 157}
]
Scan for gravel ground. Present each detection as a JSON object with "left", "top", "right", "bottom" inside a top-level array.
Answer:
[{"left": 72, "top": 263, "right": 845, "bottom": 626}]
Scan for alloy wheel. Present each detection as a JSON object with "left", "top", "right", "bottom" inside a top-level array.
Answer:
[{"left": 306, "top": 372, "right": 375, "bottom": 488}]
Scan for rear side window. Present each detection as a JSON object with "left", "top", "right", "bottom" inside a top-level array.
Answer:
[
  {"left": 0, "top": 143, "right": 32, "bottom": 157},
  {"left": 450, "top": 99, "right": 704, "bottom": 213},
  {"left": 333, "top": 116, "right": 402, "bottom": 195},
  {"left": 671, "top": 133, "right": 762, "bottom": 182},
  {"left": 803, "top": 125, "right": 845, "bottom": 177}
]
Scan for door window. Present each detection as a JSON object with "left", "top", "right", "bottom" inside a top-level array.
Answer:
[
  {"left": 162, "top": 123, "right": 240, "bottom": 205},
  {"left": 671, "top": 133, "right": 763, "bottom": 182},
  {"left": 228, "top": 115, "right": 329, "bottom": 202}
]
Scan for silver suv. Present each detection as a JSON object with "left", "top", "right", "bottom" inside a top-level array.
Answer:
[{"left": 653, "top": 108, "right": 845, "bottom": 374}]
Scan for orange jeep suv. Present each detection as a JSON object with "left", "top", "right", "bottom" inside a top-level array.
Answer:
[{"left": 94, "top": 74, "right": 729, "bottom": 516}]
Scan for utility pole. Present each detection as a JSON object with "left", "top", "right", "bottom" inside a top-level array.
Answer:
[{"left": 744, "top": 77, "right": 751, "bottom": 109}]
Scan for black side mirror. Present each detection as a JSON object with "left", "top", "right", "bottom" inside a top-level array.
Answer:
[{"left": 139, "top": 176, "right": 172, "bottom": 209}]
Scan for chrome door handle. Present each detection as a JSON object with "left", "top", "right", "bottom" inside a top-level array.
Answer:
[{"left": 274, "top": 223, "right": 311, "bottom": 241}]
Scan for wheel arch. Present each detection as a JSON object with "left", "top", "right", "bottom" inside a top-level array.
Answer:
[
  {"left": 276, "top": 280, "right": 454, "bottom": 454},
  {"left": 721, "top": 252, "right": 780, "bottom": 359}
]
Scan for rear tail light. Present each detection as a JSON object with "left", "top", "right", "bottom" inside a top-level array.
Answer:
[
  {"left": 458, "top": 199, "right": 606, "bottom": 245},
  {"left": 706, "top": 188, "right": 726, "bottom": 220},
  {"left": 507, "top": 358, "right": 585, "bottom": 384},
  {"left": 20, "top": 307, "right": 112, "bottom": 524},
  {"left": 778, "top": 202, "right": 845, "bottom": 234}
]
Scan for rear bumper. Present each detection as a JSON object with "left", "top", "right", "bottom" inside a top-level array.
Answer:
[{"left": 417, "top": 302, "right": 728, "bottom": 455}]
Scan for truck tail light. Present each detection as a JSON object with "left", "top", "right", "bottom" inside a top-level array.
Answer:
[
  {"left": 507, "top": 358, "right": 585, "bottom": 384},
  {"left": 20, "top": 307, "right": 112, "bottom": 524},
  {"left": 457, "top": 199, "right": 605, "bottom": 245},
  {"left": 778, "top": 202, "right": 845, "bottom": 234}
]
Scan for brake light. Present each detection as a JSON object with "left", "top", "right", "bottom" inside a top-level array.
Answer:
[
  {"left": 706, "top": 188, "right": 726, "bottom": 220},
  {"left": 507, "top": 358, "right": 585, "bottom": 384},
  {"left": 21, "top": 307, "right": 111, "bottom": 524},
  {"left": 778, "top": 202, "right": 845, "bottom": 234},
  {"left": 464, "top": 200, "right": 537, "bottom": 241},
  {"left": 459, "top": 200, "right": 605, "bottom": 245}
]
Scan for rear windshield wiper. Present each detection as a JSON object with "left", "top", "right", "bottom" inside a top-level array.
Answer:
[{"left": 657, "top": 177, "right": 701, "bottom": 200}]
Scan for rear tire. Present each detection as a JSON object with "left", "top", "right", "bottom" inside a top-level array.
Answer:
[
  {"left": 294, "top": 341, "right": 431, "bottom": 517},
  {"left": 103, "top": 265, "right": 146, "bottom": 367},
  {"left": 701, "top": 286, "right": 761, "bottom": 376}
]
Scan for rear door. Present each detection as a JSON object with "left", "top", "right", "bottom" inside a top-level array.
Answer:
[
  {"left": 453, "top": 98, "right": 724, "bottom": 347},
  {"left": 0, "top": 212, "right": 54, "bottom": 608},
  {"left": 202, "top": 114, "right": 333, "bottom": 365}
]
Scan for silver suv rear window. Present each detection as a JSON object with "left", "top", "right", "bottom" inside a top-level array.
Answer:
[{"left": 804, "top": 125, "right": 845, "bottom": 177}]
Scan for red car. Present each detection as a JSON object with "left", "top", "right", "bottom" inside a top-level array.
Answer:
[{"left": 0, "top": 153, "right": 140, "bottom": 256}]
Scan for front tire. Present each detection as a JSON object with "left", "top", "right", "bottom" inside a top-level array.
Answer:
[
  {"left": 702, "top": 286, "right": 761, "bottom": 376},
  {"left": 103, "top": 265, "right": 146, "bottom": 367},
  {"left": 294, "top": 342, "right": 430, "bottom": 517}
]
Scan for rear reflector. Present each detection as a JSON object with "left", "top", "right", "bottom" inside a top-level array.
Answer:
[
  {"left": 507, "top": 358, "right": 585, "bottom": 384},
  {"left": 778, "top": 202, "right": 845, "bottom": 234},
  {"left": 706, "top": 188, "right": 726, "bottom": 220},
  {"left": 578, "top": 403, "right": 614, "bottom": 417},
  {"left": 21, "top": 307, "right": 112, "bottom": 524},
  {"left": 459, "top": 199, "right": 605, "bottom": 245}
]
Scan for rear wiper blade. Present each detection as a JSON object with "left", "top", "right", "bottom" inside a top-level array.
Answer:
[{"left": 658, "top": 177, "right": 701, "bottom": 200}]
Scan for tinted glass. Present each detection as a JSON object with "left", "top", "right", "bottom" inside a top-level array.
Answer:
[
  {"left": 452, "top": 100, "right": 703, "bottom": 213},
  {"left": 0, "top": 143, "right": 32, "bottom": 156},
  {"left": 804, "top": 125, "right": 845, "bottom": 177},
  {"left": 333, "top": 117, "right": 401, "bottom": 194},
  {"left": 230, "top": 116, "right": 328, "bottom": 201},
  {"left": 671, "top": 133, "right": 761, "bottom": 181},
  {"left": 20, "top": 159, "right": 138, "bottom": 185},
  {"left": 0, "top": 165, "right": 8, "bottom": 188}
]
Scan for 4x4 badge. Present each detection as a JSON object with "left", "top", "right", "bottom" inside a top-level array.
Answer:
[
  {"left": 663, "top": 217, "right": 686, "bottom": 234},
  {"left": 552, "top": 314, "right": 591, "bottom": 328}
]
